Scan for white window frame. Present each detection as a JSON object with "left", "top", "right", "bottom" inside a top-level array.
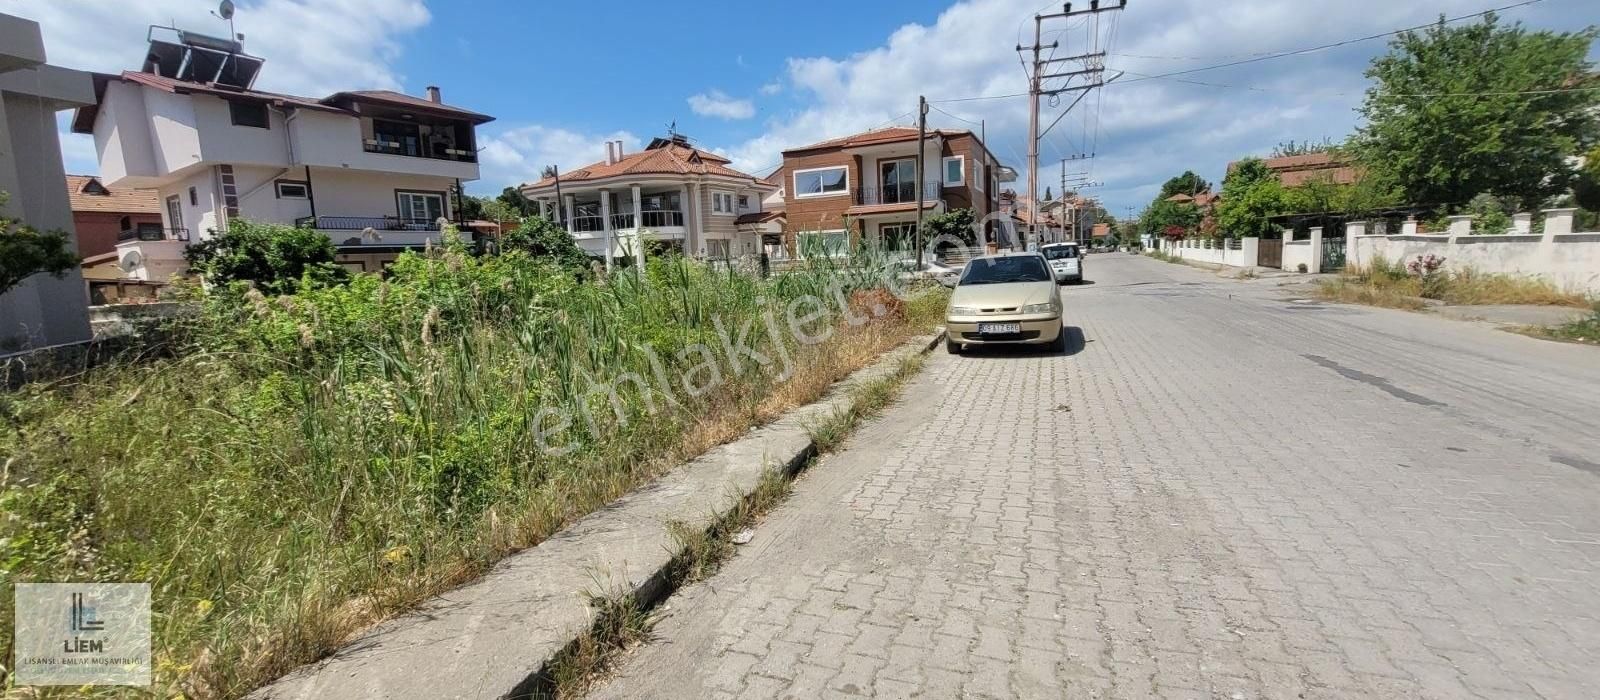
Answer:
[
  {"left": 793, "top": 165, "right": 850, "bottom": 199},
  {"left": 973, "top": 159, "right": 986, "bottom": 193},
  {"left": 275, "top": 180, "right": 309, "bottom": 199},
  {"left": 942, "top": 155, "right": 965, "bottom": 187},
  {"left": 737, "top": 194, "right": 750, "bottom": 211},
  {"left": 711, "top": 190, "right": 735, "bottom": 215},
  {"left": 796, "top": 229, "right": 849, "bottom": 259}
]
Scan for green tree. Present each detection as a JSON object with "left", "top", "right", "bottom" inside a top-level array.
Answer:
[
  {"left": 1216, "top": 158, "right": 1289, "bottom": 238},
  {"left": 1575, "top": 145, "right": 1600, "bottom": 212},
  {"left": 497, "top": 187, "right": 537, "bottom": 217},
  {"left": 1140, "top": 198, "right": 1201, "bottom": 238},
  {"left": 500, "top": 215, "right": 591, "bottom": 273},
  {"left": 0, "top": 191, "right": 79, "bottom": 296},
  {"left": 1354, "top": 13, "right": 1600, "bottom": 209},
  {"left": 184, "top": 220, "right": 348, "bottom": 294},
  {"left": 1271, "top": 138, "right": 1335, "bottom": 158},
  {"left": 1158, "top": 171, "right": 1212, "bottom": 199},
  {"left": 924, "top": 207, "right": 978, "bottom": 245}
]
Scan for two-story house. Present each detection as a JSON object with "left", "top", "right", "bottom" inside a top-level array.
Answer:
[
  {"left": 519, "top": 134, "right": 776, "bottom": 266},
  {"left": 70, "top": 26, "right": 494, "bottom": 278},
  {"left": 775, "top": 127, "right": 1015, "bottom": 257}
]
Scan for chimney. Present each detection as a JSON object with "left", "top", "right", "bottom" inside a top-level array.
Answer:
[
  {"left": 614, "top": 141, "right": 624, "bottom": 158},
  {"left": 605, "top": 142, "right": 616, "bottom": 165},
  {"left": 425, "top": 86, "right": 441, "bottom": 103}
]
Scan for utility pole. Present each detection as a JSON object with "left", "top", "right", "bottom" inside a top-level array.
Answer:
[
  {"left": 915, "top": 95, "right": 928, "bottom": 268},
  {"left": 1020, "top": 0, "right": 1126, "bottom": 251}
]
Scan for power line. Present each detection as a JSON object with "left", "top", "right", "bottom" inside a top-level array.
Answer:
[
  {"left": 1111, "top": 67, "right": 1600, "bottom": 98},
  {"left": 1118, "top": 0, "right": 1546, "bottom": 85}
]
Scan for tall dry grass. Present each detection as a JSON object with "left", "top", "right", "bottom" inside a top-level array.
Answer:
[
  {"left": 1318, "top": 255, "right": 1593, "bottom": 310},
  {"left": 0, "top": 236, "right": 947, "bottom": 698}
]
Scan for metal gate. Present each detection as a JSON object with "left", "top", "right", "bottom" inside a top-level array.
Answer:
[
  {"left": 1321, "top": 237, "right": 1346, "bottom": 272},
  {"left": 1257, "top": 238, "right": 1283, "bottom": 268}
]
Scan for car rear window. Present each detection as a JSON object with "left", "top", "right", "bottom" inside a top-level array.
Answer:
[
  {"left": 960, "top": 256, "right": 1052, "bottom": 285},
  {"left": 1042, "top": 245, "right": 1079, "bottom": 259}
]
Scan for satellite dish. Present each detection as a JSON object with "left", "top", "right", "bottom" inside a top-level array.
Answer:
[{"left": 218, "top": 0, "right": 235, "bottom": 19}]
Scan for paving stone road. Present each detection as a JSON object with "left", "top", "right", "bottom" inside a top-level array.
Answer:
[{"left": 589, "top": 253, "right": 1600, "bottom": 699}]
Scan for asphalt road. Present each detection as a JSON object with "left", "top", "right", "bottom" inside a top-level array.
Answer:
[{"left": 589, "top": 253, "right": 1600, "bottom": 699}]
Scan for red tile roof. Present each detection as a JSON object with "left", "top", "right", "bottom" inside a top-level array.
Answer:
[
  {"left": 736, "top": 211, "right": 785, "bottom": 225},
  {"left": 785, "top": 126, "right": 971, "bottom": 154},
  {"left": 64, "top": 175, "right": 159, "bottom": 214},
  {"left": 525, "top": 143, "right": 766, "bottom": 189}
]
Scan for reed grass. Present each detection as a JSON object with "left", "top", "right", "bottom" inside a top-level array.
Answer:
[{"left": 0, "top": 236, "right": 947, "bottom": 698}]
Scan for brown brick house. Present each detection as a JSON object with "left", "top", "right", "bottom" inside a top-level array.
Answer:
[
  {"left": 774, "top": 127, "right": 1014, "bottom": 256},
  {"left": 64, "top": 174, "right": 161, "bottom": 258}
]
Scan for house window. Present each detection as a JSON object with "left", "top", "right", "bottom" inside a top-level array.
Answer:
[
  {"left": 372, "top": 119, "right": 423, "bottom": 157},
  {"left": 188, "top": 187, "right": 198, "bottom": 206},
  {"left": 706, "top": 239, "right": 731, "bottom": 259},
  {"left": 396, "top": 190, "right": 446, "bottom": 226},
  {"left": 737, "top": 194, "right": 750, "bottom": 210},
  {"left": 879, "top": 222, "right": 916, "bottom": 251},
  {"left": 275, "top": 180, "right": 309, "bottom": 199},
  {"left": 794, "top": 166, "right": 848, "bottom": 198},
  {"left": 228, "top": 100, "right": 269, "bottom": 128},
  {"left": 712, "top": 192, "right": 735, "bottom": 214},
  {"left": 942, "top": 156, "right": 964, "bottom": 186},
  {"left": 797, "top": 230, "right": 849, "bottom": 258}
]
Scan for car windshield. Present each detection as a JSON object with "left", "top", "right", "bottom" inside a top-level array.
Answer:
[
  {"left": 1041, "top": 245, "right": 1079, "bottom": 260},
  {"left": 959, "top": 256, "right": 1052, "bottom": 285}
]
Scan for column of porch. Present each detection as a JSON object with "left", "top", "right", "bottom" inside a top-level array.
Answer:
[
  {"left": 632, "top": 185, "right": 646, "bottom": 269},
  {"left": 599, "top": 188, "right": 614, "bottom": 272}
]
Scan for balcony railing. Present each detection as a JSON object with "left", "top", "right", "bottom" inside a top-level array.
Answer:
[
  {"left": 118, "top": 227, "right": 189, "bottom": 242},
  {"left": 295, "top": 216, "right": 442, "bottom": 231},
  {"left": 854, "top": 181, "right": 942, "bottom": 206},
  {"left": 362, "top": 140, "right": 478, "bottom": 163},
  {"left": 586, "top": 210, "right": 687, "bottom": 231}
]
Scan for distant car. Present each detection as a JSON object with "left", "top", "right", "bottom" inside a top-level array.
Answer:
[
  {"left": 944, "top": 252, "right": 1065, "bottom": 354},
  {"left": 1040, "top": 242, "right": 1083, "bottom": 284}
]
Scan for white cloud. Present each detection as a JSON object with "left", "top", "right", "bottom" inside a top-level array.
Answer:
[
  {"left": 2, "top": 0, "right": 431, "bottom": 175},
  {"left": 687, "top": 90, "right": 756, "bottom": 120},
  {"left": 476, "top": 125, "right": 641, "bottom": 193},
  {"left": 759, "top": 82, "right": 783, "bottom": 96},
  {"left": 706, "top": 0, "right": 1590, "bottom": 214}
]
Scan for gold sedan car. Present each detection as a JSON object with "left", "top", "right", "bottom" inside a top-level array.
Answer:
[{"left": 944, "top": 252, "right": 1065, "bottom": 354}]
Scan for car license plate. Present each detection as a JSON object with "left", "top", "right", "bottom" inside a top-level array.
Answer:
[{"left": 978, "top": 322, "right": 1021, "bottom": 334}]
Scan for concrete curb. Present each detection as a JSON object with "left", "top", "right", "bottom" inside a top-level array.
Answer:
[{"left": 249, "top": 330, "right": 944, "bottom": 700}]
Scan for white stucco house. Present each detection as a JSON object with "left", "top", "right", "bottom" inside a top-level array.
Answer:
[
  {"left": 71, "top": 26, "right": 495, "bottom": 277},
  {"left": 518, "top": 135, "right": 777, "bottom": 268}
]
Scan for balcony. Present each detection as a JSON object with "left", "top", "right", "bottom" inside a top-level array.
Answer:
[
  {"left": 854, "top": 181, "right": 941, "bottom": 206},
  {"left": 118, "top": 227, "right": 189, "bottom": 242},
  {"left": 295, "top": 216, "right": 443, "bottom": 232},
  {"left": 362, "top": 139, "right": 478, "bottom": 163}
]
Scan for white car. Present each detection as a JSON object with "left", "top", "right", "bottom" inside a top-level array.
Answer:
[{"left": 1040, "top": 243, "right": 1083, "bottom": 284}]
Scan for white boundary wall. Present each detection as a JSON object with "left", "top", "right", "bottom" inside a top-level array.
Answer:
[
  {"left": 1160, "top": 237, "right": 1260, "bottom": 268},
  {"left": 1346, "top": 209, "right": 1600, "bottom": 295}
]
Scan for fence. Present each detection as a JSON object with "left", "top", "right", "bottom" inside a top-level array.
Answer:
[
  {"left": 1346, "top": 209, "right": 1600, "bottom": 295},
  {"left": 1158, "top": 237, "right": 1260, "bottom": 268}
]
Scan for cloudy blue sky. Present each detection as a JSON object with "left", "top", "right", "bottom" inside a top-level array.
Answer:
[{"left": 5, "top": 0, "right": 1598, "bottom": 215}]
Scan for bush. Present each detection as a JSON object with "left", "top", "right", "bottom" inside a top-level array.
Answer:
[
  {"left": 1, "top": 243, "right": 944, "bottom": 697},
  {"left": 184, "top": 219, "right": 348, "bottom": 294},
  {"left": 499, "top": 215, "right": 592, "bottom": 273}
]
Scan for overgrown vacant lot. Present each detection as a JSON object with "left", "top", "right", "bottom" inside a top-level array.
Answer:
[
  {"left": 0, "top": 242, "right": 945, "bottom": 698},
  {"left": 1316, "top": 255, "right": 1594, "bottom": 310}
]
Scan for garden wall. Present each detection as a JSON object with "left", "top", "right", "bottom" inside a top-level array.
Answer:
[
  {"left": 1347, "top": 209, "right": 1600, "bottom": 295},
  {"left": 1160, "top": 237, "right": 1260, "bottom": 268}
]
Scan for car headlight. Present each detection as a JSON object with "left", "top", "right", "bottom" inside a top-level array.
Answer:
[
  {"left": 949, "top": 305, "right": 981, "bottom": 315},
  {"left": 1021, "top": 302, "right": 1056, "bottom": 314}
]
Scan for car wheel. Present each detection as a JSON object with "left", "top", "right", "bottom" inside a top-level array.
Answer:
[{"left": 946, "top": 337, "right": 962, "bottom": 354}]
